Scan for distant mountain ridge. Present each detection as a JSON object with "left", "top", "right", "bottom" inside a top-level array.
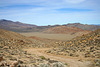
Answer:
[
  {"left": 0, "top": 19, "right": 37, "bottom": 27},
  {"left": 92, "top": 24, "right": 100, "bottom": 26},
  {"left": 0, "top": 19, "right": 37, "bottom": 32},
  {"left": 43, "top": 26, "right": 87, "bottom": 34},
  {"left": 64, "top": 23, "right": 100, "bottom": 31},
  {"left": 0, "top": 19, "right": 100, "bottom": 32}
]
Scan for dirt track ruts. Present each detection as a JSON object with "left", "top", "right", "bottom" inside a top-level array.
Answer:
[{"left": 23, "top": 48, "right": 92, "bottom": 67}]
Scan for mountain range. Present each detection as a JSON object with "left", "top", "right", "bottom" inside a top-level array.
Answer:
[
  {"left": 0, "top": 19, "right": 36, "bottom": 32},
  {"left": 65, "top": 23, "right": 100, "bottom": 31},
  {"left": 0, "top": 19, "right": 100, "bottom": 32}
]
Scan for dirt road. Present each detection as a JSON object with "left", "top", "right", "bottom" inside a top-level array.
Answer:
[{"left": 23, "top": 48, "right": 92, "bottom": 67}]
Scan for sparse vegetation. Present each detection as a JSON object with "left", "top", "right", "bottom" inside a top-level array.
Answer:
[
  {"left": 0, "top": 21, "right": 100, "bottom": 67},
  {"left": 46, "top": 29, "right": 100, "bottom": 58},
  {"left": 40, "top": 56, "right": 46, "bottom": 60}
]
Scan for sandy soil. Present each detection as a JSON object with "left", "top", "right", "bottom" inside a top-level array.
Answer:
[
  {"left": 23, "top": 48, "right": 92, "bottom": 67},
  {"left": 20, "top": 32, "right": 89, "bottom": 41}
]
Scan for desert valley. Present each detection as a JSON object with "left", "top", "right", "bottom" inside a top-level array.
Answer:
[{"left": 0, "top": 19, "right": 100, "bottom": 67}]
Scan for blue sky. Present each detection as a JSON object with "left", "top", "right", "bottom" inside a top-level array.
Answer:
[{"left": 0, "top": 0, "right": 100, "bottom": 26}]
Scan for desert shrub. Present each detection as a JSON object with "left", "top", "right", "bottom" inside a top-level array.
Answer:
[
  {"left": 39, "top": 56, "right": 46, "bottom": 60},
  {"left": 52, "top": 62, "right": 64, "bottom": 67}
]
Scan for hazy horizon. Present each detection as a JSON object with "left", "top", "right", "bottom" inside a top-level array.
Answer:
[
  {"left": 0, "top": 0, "right": 100, "bottom": 25},
  {"left": 1, "top": 19, "right": 100, "bottom": 26}
]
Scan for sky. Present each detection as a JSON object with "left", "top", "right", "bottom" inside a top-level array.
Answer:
[{"left": 0, "top": 0, "right": 100, "bottom": 26}]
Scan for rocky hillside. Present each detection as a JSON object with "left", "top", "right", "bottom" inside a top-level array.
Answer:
[
  {"left": 65, "top": 23, "right": 100, "bottom": 31},
  {"left": 43, "top": 26, "right": 90, "bottom": 34},
  {"left": 0, "top": 29, "right": 32, "bottom": 66},
  {"left": 0, "top": 29, "right": 33, "bottom": 43},
  {"left": 46, "top": 29, "right": 100, "bottom": 58},
  {"left": 0, "top": 29, "right": 68, "bottom": 67}
]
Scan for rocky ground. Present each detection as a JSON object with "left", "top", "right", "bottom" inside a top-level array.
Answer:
[
  {"left": 0, "top": 39, "right": 68, "bottom": 67},
  {"left": 0, "top": 29, "right": 68, "bottom": 67},
  {"left": 0, "top": 28, "right": 100, "bottom": 67},
  {"left": 46, "top": 29, "right": 100, "bottom": 67}
]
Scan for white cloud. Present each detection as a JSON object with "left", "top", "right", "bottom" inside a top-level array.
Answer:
[
  {"left": 0, "top": 0, "right": 100, "bottom": 25},
  {"left": 64, "top": 0, "right": 86, "bottom": 4}
]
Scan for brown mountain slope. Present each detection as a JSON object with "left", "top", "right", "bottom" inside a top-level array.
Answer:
[
  {"left": 43, "top": 26, "right": 90, "bottom": 34},
  {"left": 0, "top": 19, "right": 37, "bottom": 32},
  {"left": 65, "top": 23, "right": 100, "bottom": 31},
  {"left": 0, "top": 29, "right": 33, "bottom": 46},
  {"left": 0, "top": 19, "right": 36, "bottom": 27},
  {"left": 0, "top": 19, "right": 60, "bottom": 32}
]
